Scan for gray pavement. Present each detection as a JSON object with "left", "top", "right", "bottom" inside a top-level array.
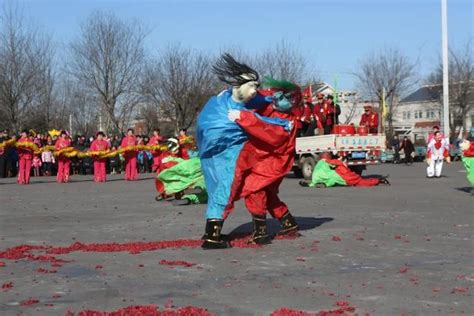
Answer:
[{"left": 0, "top": 162, "right": 472, "bottom": 315}]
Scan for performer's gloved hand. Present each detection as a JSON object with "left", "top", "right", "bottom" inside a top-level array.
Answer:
[
  {"left": 228, "top": 110, "right": 241, "bottom": 122},
  {"left": 264, "top": 95, "right": 275, "bottom": 103}
]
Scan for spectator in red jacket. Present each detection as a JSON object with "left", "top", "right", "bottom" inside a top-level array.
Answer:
[
  {"left": 359, "top": 102, "right": 379, "bottom": 133},
  {"left": 17, "top": 130, "right": 34, "bottom": 184}
]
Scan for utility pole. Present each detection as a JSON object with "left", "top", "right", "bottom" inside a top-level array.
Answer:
[{"left": 441, "top": 0, "right": 450, "bottom": 139}]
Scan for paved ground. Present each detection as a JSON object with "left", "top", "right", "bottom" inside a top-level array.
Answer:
[{"left": 0, "top": 162, "right": 472, "bottom": 315}]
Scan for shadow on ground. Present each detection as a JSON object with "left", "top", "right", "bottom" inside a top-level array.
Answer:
[{"left": 228, "top": 216, "right": 334, "bottom": 237}]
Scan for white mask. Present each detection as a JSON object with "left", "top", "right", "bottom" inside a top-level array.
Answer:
[{"left": 232, "top": 75, "right": 259, "bottom": 103}]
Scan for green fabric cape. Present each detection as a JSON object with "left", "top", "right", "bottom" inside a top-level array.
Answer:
[
  {"left": 157, "top": 157, "right": 206, "bottom": 195},
  {"left": 461, "top": 156, "right": 474, "bottom": 187},
  {"left": 309, "top": 159, "right": 346, "bottom": 187}
]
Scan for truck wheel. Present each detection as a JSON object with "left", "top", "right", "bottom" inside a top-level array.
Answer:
[{"left": 302, "top": 157, "right": 315, "bottom": 180}]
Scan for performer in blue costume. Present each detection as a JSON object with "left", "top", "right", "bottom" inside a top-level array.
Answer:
[{"left": 197, "top": 54, "right": 290, "bottom": 249}]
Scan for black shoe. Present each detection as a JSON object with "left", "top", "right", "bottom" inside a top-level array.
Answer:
[
  {"left": 277, "top": 211, "right": 299, "bottom": 236},
  {"left": 379, "top": 177, "right": 390, "bottom": 185},
  {"left": 248, "top": 215, "right": 271, "bottom": 245},
  {"left": 155, "top": 195, "right": 163, "bottom": 201},
  {"left": 201, "top": 219, "right": 231, "bottom": 249},
  {"left": 299, "top": 181, "right": 309, "bottom": 187},
  {"left": 172, "top": 199, "right": 191, "bottom": 206}
]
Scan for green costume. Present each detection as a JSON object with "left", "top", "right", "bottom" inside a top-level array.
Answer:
[
  {"left": 309, "top": 159, "right": 346, "bottom": 187},
  {"left": 461, "top": 156, "right": 474, "bottom": 187},
  {"left": 157, "top": 157, "right": 207, "bottom": 204}
]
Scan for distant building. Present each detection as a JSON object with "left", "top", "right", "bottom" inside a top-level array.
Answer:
[{"left": 393, "top": 84, "right": 473, "bottom": 144}]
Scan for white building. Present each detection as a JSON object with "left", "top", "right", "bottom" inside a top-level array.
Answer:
[{"left": 393, "top": 84, "right": 473, "bottom": 144}]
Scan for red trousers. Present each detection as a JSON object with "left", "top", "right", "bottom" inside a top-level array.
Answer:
[
  {"left": 124, "top": 156, "right": 138, "bottom": 181},
  {"left": 244, "top": 180, "right": 288, "bottom": 219},
  {"left": 93, "top": 159, "right": 107, "bottom": 182},
  {"left": 18, "top": 158, "right": 32, "bottom": 184},
  {"left": 152, "top": 152, "right": 161, "bottom": 172},
  {"left": 57, "top": 158, "right": 70, "bottom": 183}
]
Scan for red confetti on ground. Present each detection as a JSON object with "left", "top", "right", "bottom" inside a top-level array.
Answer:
[
  {"left": 71, "top": 305, "right": 214, "bottom": 316},
  {"left": 394, "top": 235, "right": 402, "bottom": 240},
  {"left": 159, "top": 260, "right": 197, "bottom": 267},
  {"left": 409, "top": 277, "right": 419, "bottom": 285},
  {"left": 399, "top": 267, "right": 409, "bottom": 273},
  {"left": 451, "top": 287, "right": 469, "bottom": 294},
  {"left": 270, "top": 301, "right": 357, "bottom": 316},
  {"left": 296, "top": 257, "right": 306, "bottom": 262},
  {"left": 36, "top": 268, "right": 57, "bottom": 273},
  {"left": 324, "top": 301, "right": 356, "bottom": 315},
  {"left": 0, "top": 261, "right": 5, "bottom": 267},
  {"left": 331, "top": 236, "right": 342, "bottom": 242},
  {"left": 20, "top": 298, "right": 40, "bottom": 306},
  {"left": 270, "top": 307, "right": 312, "bottom": 316},
  {"left": 95, "top": 265, "right": 103, "bottom": 269},
  {"left": 274, "top": 233, "right": 301, "bottom": 240},
  {"left": 432, "top": 287, "right": 441, "bottom": 293},
  {"left": 0, "top": 237, "right": 266, "bottom": 268},
  {"left": 2, "top": 281, "right": 13, "bottom": 289}
]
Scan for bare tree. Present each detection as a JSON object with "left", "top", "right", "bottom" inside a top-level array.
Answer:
[
  {"left": 69, "top": 11, "right": 147, "bottom": 133},
  {"left": 0, "top": 2, "right": 53, "bottom": 132},
  {"left": 141, "top": 45, "right": 218, "bottom": 133},
  {"left": 254, "top": 40, "right": 309, "bottom": 83},
  {"left": 355, "top": 47, "right": 417, "bottom": 138},
  {"left": 427, "top": 41, "right": 474, "bottom": 135}
]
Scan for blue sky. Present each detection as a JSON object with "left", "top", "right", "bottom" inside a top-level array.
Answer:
[{"left": 8, "top": 0, "right": 474, "bottom": 90}]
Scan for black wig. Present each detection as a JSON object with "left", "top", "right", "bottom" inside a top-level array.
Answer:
[{"left": 212, "top": 53, "right": 259, "bottom": 86}]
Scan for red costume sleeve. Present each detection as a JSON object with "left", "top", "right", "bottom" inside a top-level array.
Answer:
[
  {"left": 360, "top": 114, "right": 367, "bottom": 126},
  {"left": 464, "top": 141, "right": 474, "bottom": 157},
  {"left": 237, "top": 111, "right": 290, "bottom": 149}
]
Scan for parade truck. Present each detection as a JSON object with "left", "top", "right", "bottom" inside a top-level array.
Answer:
[{"left": 293, "top": 133, "right": 386, "bottom": 179}]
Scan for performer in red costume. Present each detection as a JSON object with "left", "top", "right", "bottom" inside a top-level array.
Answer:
[
  {"left": 90, "top": 131, "right": 110, "bottom": 182},
  {"left": 359, "top": 103, "right": 379, "bottom": 133},
  {"left": 226, "top": 78, "right": 302, "bottom": 244},
  {"left": 121, "top": 129, "right": 138, "bottom": 181},
  {"left": 154, "top": 138, "right": 182, "bottom": 201},
  {"left": 313, "top": 94, "right": 334, "bottom": 135},
  {"left": 148, "top": 128, "right": 163, "bottom": 172},
  {"left": 178, "top": 128, "right": 193, "bottom": 160},
  {"left": 299, "top": 152, "right": 389, "bottom": 188},
  {"left": 17, "top": 130, "right": 34, "bottom": 185},
  {"left": 326, "top": 156, "right": 381, "bottom": 186},
  {"left": 55, "top": 130, "right": 72, "bottom": 183}
]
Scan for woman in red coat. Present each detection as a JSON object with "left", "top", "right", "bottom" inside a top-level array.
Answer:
[
  {"left": 17, "top": 130, "right": 34, "bottom": 185},
  {"left": 147, "top": 128, "right": 163, "bottom": 172},
  {"left": 121, "top": 129, "right": 138, "bottom": 181},
  {"left": 90, "top": 131, "right": 110, "bottom": 182},
  {"left": 55, "top": 131, "right": 72, "bottom": 183}
]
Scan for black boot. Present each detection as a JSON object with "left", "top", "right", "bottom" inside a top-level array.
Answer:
[
  {"left": 379, "top": 176, "right": 390, "bottom": 185},
  {"left": 201, "top": 219, "right": 231, "bottom": 249},
  {"left": 248, "top": 215, "right": 271, "bottom": 245},
  {"left": 277, "top": 211, "right": 299, "bottom": 236}
]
